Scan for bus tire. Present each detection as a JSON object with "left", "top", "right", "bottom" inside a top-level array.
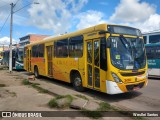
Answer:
[
  {"left": 72, "top": 73, "right": 85, "bottom": 92},
  {"left": 34, "top": 66, "right": 40, "bottom": 78}
]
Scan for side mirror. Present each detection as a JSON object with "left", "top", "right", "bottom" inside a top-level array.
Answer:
[{"left": 106, "top": 37, "right": 111, "bottom": 48}]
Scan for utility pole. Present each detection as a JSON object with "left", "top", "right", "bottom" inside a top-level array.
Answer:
[
  {"left": 9, "top": 2, "right": 39, "bottom": 73},
  {"left": 9, "top": 3, "right": 14, "bottom": 73}
]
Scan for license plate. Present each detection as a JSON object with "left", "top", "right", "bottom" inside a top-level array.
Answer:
[{"left": 133, "top": 86, "right": 140, "bottom": 91}]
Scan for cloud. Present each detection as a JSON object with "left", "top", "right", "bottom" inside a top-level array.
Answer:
[
  {"left": 0, "top": 36, "right": 17, "bottom": 45},
  {"left": 13, "top": 15, "right": 27, "bottom": 25},
  {"left": 0, "top": 0, "right": 26, "bottom": 26},
  {"left": 65, "top": 0, "right": 88, "bottom": 13},
  {"left": 75, "top": 10, "right": 106, "bottom": 30},
  {"left": 133, "top": 14, "right": 160, "bottom": 32},
  {"left": 109, "top": 0, "right": 160, "bottom": 32},
  {"left": 110, "top": 0, "right": 155, "bottom": 23},
  {"left": 27, "top": 0, "right": 88, "bottom": 35}
]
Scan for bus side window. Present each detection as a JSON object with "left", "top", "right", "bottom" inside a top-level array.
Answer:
[
  {"left": 32, "top": 45, "right": 38, "bottom": 57},
  {"left": 146, "top": 46, "right": 155, "bottom": 59},
  {"left": 39, "top": 44, "right": 44, "bottom": 57},
  {"left": 54, "top": 39, "right": 68, "bottom": 58},
  {"left": 100, "top": 37, "right": 107, "bottom": 71},
  {"left": 69, "top": 35, "right": 83, "bottom": 58}
]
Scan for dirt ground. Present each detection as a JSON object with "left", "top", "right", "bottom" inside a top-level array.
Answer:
[
  {"left": 0, "top": 69, "right": 128, "bottom": 120},
  {"left": 0, "top": 69, "right": 87, "bottom": 120}
]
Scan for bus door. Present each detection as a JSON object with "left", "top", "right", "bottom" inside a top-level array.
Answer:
[
  {"left": 47, "top": 46, "right": 53, "bottom": 77},
  {"left": 86, "top": 39, "right": 100, "bottom": 90},
  {"left": 26, "top": 49, "right": 31, "bottom": 72}
]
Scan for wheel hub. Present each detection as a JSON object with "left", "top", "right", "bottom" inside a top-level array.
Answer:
[{"left": 75, "top": 78, "right": 81, "bottom": 86}]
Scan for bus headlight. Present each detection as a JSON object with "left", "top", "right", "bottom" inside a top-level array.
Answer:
[{"left": 111, "top": 72, "right": 123, "bottom": 84}]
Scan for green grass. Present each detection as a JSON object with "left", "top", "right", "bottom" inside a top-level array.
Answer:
[
  {"left": 98, "top": 102, "right": 111, "bottom": 111},
  {"left": 31, "top": 83, "right": 49, "bottom": 93},
  {"left": 80, "top": 101, "right": 111, "bottom": 119},
  {"left": 22, "top": 79, "right": 48, "bottom": 93},
  {"left": 31, "top": 83, "right": 41, "bottom": 87},
  {"left": 48, "top": 98, "right": 58, "bottom": 108},
  {"left": 75, "top": 94, "right": 89, "bottom": 100},
  {"left": 48, "top": 95, "right": 74, "bottom": 109},
  {"left": 22, "top": 79, "right": 31, "bottom": 85},
  {"left": 58, "top": 95, "right": 73, "bottom": 100},
  {"left": 0, "top": 84, "right": 6, "bottom": 87}
]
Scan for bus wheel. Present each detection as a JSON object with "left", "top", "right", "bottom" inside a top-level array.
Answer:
[
  {"left": 34, "top": 66, "right": 40, "bottom": 78},
  {"left": 73, "top": 73, "right": 85, "bottom": 92}
]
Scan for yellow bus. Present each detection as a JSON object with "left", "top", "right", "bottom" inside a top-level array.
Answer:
[
  {"left": 24, "top": 24, "right": 148, "bottom": 94},
  {"left": 0, "top": 52, "right": 2, "bottom": 59},
  {"left": 0, "top": 51, "right": 3, "bottom": 63}
]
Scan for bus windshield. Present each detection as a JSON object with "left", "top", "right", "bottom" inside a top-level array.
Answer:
[
  {"left": 110, "top": 36, "right": 146, "bottom": 70},
  {"left": 17, "top": 49, "right": 23, "bottom": 63}
]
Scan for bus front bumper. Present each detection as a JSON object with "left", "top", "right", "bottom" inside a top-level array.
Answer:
[
  {"left": 106, "top": 79, "right": 148, "bottom": 94},
  {"left": 106, "top": 81, "right": 123, "bottom": 94}
]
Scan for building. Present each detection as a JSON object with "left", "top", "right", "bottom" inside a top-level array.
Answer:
[
  {"left": 0, "top": 45, "right": 9, "bottom": 59},
  {"left": 0, "top": 46, "right": 8, "bottom": 59},
  {"left": 142, "top": 30, "right": 160, "bottom": 44},
  {"left": 19, "top": 34, "right": 50, "bottom": 48},
  {"left": 0, "top": 45, "right": 9, "bottom": 51}
]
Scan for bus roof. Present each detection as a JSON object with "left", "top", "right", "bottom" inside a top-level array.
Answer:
[
  {"left": 25, "top": 23, "right": 107, "bottom": 47},
  {"left": 25, "top": 23, "right": 141, "bottom": 47},
  {"left": 145, "top": 42, "right": 160, "bottom": 47}
]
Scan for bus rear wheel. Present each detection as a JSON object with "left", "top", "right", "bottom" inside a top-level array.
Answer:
[
  {"left": 72, "top": 73, "right": 85, "bottom": 92},
  {"left": 34, "top": 66, "right": 40, "bottom": 78}
]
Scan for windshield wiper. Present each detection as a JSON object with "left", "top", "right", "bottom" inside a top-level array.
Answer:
[
  {"left": 119, "top": 35, "right": 137, "bottom": 65},
  {"left": 119, "top": 35, "right": 132, "bottom": 53}
]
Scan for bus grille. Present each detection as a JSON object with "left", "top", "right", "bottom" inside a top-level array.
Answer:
[
  {"left": 126, "top": 82, "right": 145, "bottom": 91},
  {"left": 121, "top": 71, "right": 145, "bottom": 76}
]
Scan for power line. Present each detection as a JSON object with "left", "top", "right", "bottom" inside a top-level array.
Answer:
[
  {"left": 14, "top": 1, "right": 39, "bottom": 13},
  {"left": 0, "top": 0, "right": 20, "bottom": 33},
  {"left": 0, "top": 13, "right": 10, "bottom": 33},
  {"left": 14, "top": 0, "right": 21, "bottom": 7},
  {"left": 0, "top": 0, "right": 21, "bottom": 33},
  {"left": 13, "top": 3, "right": 32, "bottom": 13}
]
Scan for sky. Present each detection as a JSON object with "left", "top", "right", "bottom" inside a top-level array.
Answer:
[{"left": 0, "top": 0, "right": 160, "bottom": 45}]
